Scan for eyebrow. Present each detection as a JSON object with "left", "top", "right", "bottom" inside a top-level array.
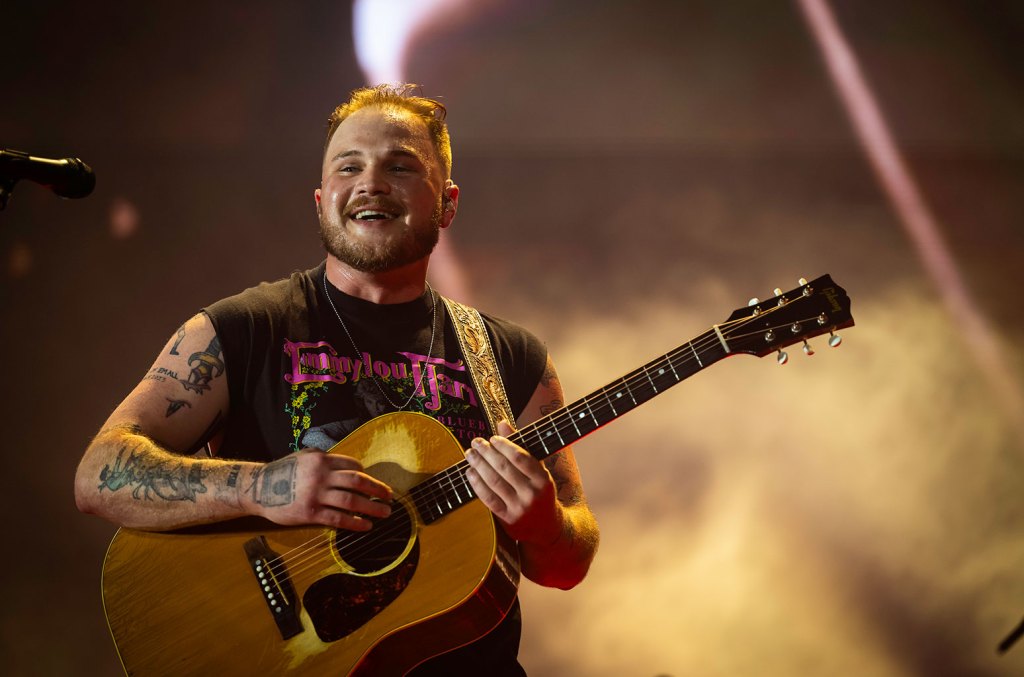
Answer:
[{"left": 331, "top": 148, "right": 424, "bottom": 163}]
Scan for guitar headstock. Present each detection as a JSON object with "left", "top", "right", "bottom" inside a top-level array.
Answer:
[{"left": 719, "top": 275, "right": 854, "bottom": 361}]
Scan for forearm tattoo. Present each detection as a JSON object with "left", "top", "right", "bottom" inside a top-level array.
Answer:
[
  {"left": 246, "top": 457, "right": 297, "bottom": 507},
  {"left": 98, "top": 441, "right": 208, "bottom": 502}
]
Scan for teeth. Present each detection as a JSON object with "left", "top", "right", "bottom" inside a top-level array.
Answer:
[{"left": 354, "top": 210, "right": 392, "bottom": 220}]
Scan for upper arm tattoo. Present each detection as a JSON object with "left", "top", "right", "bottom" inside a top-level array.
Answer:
[
  {"left": 143, "top": 323, "right": 227, "bottom": 398},
  {"left": 179, "top": 336, "right": 225, "bottom": 394},
  {"left": 537, "top": 356, "right": 564, "bottom": 417},
  {"left": 545, "top": 454, "right": 583, "bottom": 506},
  {"left": 536, "top": 356, "right": 581, "bottom": 502},
  {"left": 540, "top": 359, "right": 558, "bottom": 389},
  {"left": 169, "top": 324, "right": 186, "bottom": 355},
  {"left": 144, "top": 366, "right": 180, "bottom": 383},
  {"left": 165, "top": 398, "right": 192, "bottom": 417},
  {"left": 538, "top": 399, "right": 562, "bottom": 416}
]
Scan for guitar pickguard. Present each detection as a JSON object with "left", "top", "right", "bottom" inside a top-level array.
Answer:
[{"left": 304, "top": 540, "right": 420, "bottom": 642}]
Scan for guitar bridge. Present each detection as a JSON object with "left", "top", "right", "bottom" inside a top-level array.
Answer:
[{"left": 243, "top": 536, "right": 303, "bottom": 640}]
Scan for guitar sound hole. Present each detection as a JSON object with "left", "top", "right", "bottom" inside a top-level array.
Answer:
[{"left": 334, "top": 499, "right": 414, "bottom": 574}]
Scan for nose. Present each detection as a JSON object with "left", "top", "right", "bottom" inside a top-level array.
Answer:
[{"left": 355, "top": 164, "right": 390, "bottom": 196}]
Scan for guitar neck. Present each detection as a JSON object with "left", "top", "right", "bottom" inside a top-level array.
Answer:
[
  {"left": 412, "top": 273, "right": 853, "bottom": 523},
  {"left": 411, "top": 328, "right": 728, "bottom": 524},
  {"left": 511, "top": 328, "right": 729, "bottom": 460}
]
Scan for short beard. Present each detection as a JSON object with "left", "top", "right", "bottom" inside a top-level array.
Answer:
[{"left": 319, "top": 199, "right": 442, "bottom": 273}]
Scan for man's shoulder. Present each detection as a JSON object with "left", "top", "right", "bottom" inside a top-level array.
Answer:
[
  {"left": 205, "top": 263, "right": 322, "bottom": 322},
  {"left": 477, "top": 309, "right": 542, "bottom": 348}
]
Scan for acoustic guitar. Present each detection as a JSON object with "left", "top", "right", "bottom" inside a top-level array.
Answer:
[{"left": 101, "top": 275, "right": 854, "bottom": 675}]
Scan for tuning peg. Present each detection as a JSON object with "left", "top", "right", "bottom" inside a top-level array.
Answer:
[
  {"left": 773, "top": 287, "right": 783, "bottom": 296},
  {"left": 798, "top": 277, "right": 808, "bottom": 286},
  {"left": 828, "top": 332, "right": 842, "bottom": 348},
  {"left": 802, "top": 340, "right": 814, "bottom": 356},
  {"left": 777, "top": 349, "right": 789, "bottom": 365},
  {"left": 748, "top": 297, "right": 760, "bottom": 307}
]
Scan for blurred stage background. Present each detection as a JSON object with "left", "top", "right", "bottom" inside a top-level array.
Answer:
[{"left": 1, "top": 1, "right": 1022, "bottom": 675}]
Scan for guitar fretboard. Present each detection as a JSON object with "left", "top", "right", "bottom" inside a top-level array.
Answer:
[{"left": 411, "top": 329, "right": 728, "bottom": 524}]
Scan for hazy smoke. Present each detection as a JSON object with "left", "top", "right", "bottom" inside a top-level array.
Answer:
[{"left": 516, "top": 282, "right": 1024, "bottom": 675}]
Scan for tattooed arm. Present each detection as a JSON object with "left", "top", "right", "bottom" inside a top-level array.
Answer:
[
  {"left": 75, "top": 313, "right": 391, "bottom": 531},
  {"left": 464, "top": 355, "right": 600, "bottom": 590}
]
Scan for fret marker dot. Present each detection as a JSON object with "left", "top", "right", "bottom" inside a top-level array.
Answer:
[
  {"left": 659, "top": 368, "right": 665, "bottom": 375},
  {"left": 579, "top": 412, "right": 585, "bottom": 419},
  {"left": 616, "top": 392, "right": 622, "bottom": 398}
]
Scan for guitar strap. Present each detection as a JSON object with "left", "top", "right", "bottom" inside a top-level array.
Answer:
[{"left": 441, "top": 296, "right": 516, "bottom": 437}]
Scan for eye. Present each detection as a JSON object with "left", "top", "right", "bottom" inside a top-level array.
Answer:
[{"left": 338, "top": 165, "right": 359, "bottom": 173}]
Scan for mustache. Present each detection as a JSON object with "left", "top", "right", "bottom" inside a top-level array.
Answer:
[{"left": 345, "top": 197, "right": 405, "bottom": 216}]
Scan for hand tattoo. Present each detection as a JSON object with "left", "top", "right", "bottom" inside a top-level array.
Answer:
[{"left": 246, "top": 457, "right": 297, "bottom": 507}]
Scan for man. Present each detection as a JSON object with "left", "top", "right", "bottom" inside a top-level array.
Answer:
[{"left": 75, "top": 84, "right": 599, "bottom": 674}]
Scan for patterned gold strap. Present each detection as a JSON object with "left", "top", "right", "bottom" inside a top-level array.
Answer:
[{"left": 441, "top": 296, "right": 516, "bottom": 436}]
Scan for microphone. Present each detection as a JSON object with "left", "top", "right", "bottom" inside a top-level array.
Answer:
[{"left": 0, "top": 149, "right": 96, "bottom": 199}]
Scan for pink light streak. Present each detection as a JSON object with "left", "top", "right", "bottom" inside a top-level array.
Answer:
[{"left": 797, "top": 0, "right": 1024, "bottom": 425}]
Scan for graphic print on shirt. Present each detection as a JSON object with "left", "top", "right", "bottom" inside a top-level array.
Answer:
[
  {"left": 285, "top": 379, "right": 330, "bottom": 452},
  {"left": 282, "top": 339, "right": 489, "bottom": 450}
]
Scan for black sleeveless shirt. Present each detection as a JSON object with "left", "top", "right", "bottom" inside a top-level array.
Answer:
[{"left": 203, "top": 261, "right": 546, "bottom": 675}]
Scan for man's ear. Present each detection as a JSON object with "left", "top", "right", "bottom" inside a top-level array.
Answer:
[
  {"left": 314, "top": 188, "right": 322, "bottom": 216},
  {"left": 441, "top": 181, "right": 459, "bottom": 229}
]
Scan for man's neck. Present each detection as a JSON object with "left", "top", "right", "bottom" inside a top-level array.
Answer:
[{"left": 324, "top": 255, "right": 430, "bottom": 304}]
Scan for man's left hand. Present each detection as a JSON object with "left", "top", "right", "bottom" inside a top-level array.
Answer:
[{"left": 464, "top": 420, "right": 564, "bottom": 546}]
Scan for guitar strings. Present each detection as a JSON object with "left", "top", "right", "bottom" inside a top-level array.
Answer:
[
  {"left": 262, "top": 309, "right": 830, "bottom": 579},
  {"left": 257, "top": 309, "right": 831, "bottom": 585},
  {"left": 259, "top": 319, "right": 730, "bottom": 579},
  {"left": 271, "top": 308, "right": 830, "bottom": 583}
]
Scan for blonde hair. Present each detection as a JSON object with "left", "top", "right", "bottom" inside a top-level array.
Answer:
[{"left": 324, "top": 84, "right": 452, "bottom": 179}]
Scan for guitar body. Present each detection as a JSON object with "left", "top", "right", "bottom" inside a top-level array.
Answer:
[{"left": 102, "top": 412, "right": 521, "bottom": 676}]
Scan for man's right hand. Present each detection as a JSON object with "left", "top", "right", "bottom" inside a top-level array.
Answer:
[{"left": 248, "top": 449, "right": 393, "bottom": 530}]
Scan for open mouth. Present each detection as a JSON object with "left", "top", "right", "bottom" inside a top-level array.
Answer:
[{"left": 349, "top": 209, "right": 399, "bottom": 222}]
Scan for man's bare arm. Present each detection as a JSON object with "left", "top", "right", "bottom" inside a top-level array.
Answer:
[
  {"left": 465, "top": 355, "right": 600, "bottom": 590},
  {"left": 74, "top": 313, "right": 391, "bottom": 531}
]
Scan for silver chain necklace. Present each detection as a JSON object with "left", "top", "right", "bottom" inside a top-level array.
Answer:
[{"left": 322, "top": 270, "right": 438, "bottom": 411}]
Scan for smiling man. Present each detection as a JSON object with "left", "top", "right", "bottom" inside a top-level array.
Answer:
[
  {"left": 317, "top": 102, "right": 451, "bottom": 280},
  {"left": 75, "top": 84, "right": 599, "bottom": 675}
]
